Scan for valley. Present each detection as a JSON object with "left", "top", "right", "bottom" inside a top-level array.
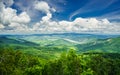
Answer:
[
  {"left": 0, "top": 33, "right": 120, "bottom": 75},
  {"left": 0, "top": 33, "right": 119, "bottom": 59}
]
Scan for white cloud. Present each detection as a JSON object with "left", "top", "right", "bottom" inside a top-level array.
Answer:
[
  {"left": 33, "top": 1, "right": 56, "bottom": 26},
  {"left": 0, "top": 23, "right": 4, "bottom": 29},
  {"left": 0, "top": 2, "right": 30, "bottom": 25},
  {"left": 34, "top": 1, "right": 50, "bottom": 13},
  {"left": 1, "top": 7, "right": 16, "bottom": 25},
  {"left": 0, "top": 0, "right": 31, "bottom": 33},
  {"left": 41, "top": 13, "right": 52, "bottom": 21},
  {"left": 12, "top": 12, "right": 31, "bottom": 24},
  {"left": 0, "top": 0, "right": 119, "bottom": 35},
  {"left": 9, "top": 22, "right": 30, "bottom": 31},
  {"left": 32, "top": 16, "right": 120, "bottom": 34}
]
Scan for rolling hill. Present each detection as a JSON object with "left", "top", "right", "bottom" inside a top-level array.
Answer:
[
  {"left": 0, "top": 34, "right": 120, "bottom": 58},
  {"left": 76, "top": 37, "right": 120, "bottom": 53}
]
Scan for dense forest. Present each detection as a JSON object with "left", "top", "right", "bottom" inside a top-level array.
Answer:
[
  {"left": 0, "top": 48, "right": 120, "bottom": 75},
  {"left": 0, "top": 36, "right": 120, "bottom": 75}
]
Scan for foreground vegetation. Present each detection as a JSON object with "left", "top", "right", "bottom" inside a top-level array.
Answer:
[{"left": 0, "top": 48, "right": 120, "bottom": 75}]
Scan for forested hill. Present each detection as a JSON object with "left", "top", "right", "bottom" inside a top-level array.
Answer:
[
  {"left": 0, "top": 49, "right": 120, "bottom": 75},
  {"left": 76, "top": 37, "right": 120, "bottom": 53},
  {"left": 0, "top": 35, "right": 120, "bottom": 75},
  {"left": 0, "top": 36, "right": 39, "bottom": 47},
  {"left": 0, "top": 35, "right": 120, "bottom": 54}
]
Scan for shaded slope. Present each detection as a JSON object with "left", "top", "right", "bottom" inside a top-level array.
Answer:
[{"left": 0, "top": 36, "right": 39, "bottom": 48}]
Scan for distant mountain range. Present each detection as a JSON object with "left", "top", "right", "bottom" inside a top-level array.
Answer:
[
  {"left": 0, "top": 33, "right": 120, "bottom": 55},
  {"left": 0, "top": 33, "right": 119, "bottom": 38},
  {"left": 76, "top": 37, "right": 120, "bottom": 53}
]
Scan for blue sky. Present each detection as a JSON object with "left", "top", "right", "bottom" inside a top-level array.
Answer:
[{"left": 0, "top": 0, "right": 120, "bottom": 34}]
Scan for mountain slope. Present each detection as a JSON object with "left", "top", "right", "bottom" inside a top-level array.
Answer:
[
  {"left": 76, "top": 37, "right": 120, "bottom": 53},
  {"left": 0, "top": 36, "right": 39, "bottom": 49},
  {"left": 0, "top": 35, "right": 120, "bottom": 56}
]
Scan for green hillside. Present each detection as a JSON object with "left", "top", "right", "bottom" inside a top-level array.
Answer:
[
  {"left": 0, "top": 49, "right": 120, "bottom": 75},
  {"left": 76, "top": 37, "right": 120, "bottom": 53},
  {"left": 0, "top": 35, "right": 120, "bottom": 75},
  {"left": 0, "top": 36, "right": 120, "bottom": 59},
  {"left": 0, "top": 37, "right": 39, "bottom": 46},
  {"left": 0, "top": 36, "right": 70, "bottom": 59}
]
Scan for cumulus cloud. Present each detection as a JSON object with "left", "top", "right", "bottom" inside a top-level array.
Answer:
[
  {"left": 12, "top": 12, "right": 31, "bottom": 24},
  {"left": 34, "top": 1, "right": 55, "bottom": 24},
  {"left": 9, "top": 22, "right": 30, "bottom": 32},
  {"left": 0, "top": 0, "right": 120, "bottom": 34},
  {"left": 31, "top": 1, "right": 120, "bottom": 35},
  {"left": 34, "top": 1, "right": 50, "bottom": 13},
  {"left": 0, "top": 23, "right": 4, "bottom": 29},
  {"left": 0, "top": 7, "right": 16, "bottom": 25},
  {"left": 32, "top": 17, "right": 120, "bottom": 34},
  {"left": 0, "top": 0, "right": 31, "bottom": 33},
  {"left": 0, "top": 6, "right": 30, "bottom": 25}
]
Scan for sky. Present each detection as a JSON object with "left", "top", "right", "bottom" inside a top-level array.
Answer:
[{"left": 0, "top": 0, "right": 120, "bottom": 34}]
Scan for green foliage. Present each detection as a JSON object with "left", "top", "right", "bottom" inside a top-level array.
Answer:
[
  {"left": 0, "top": 36, "right": 120, "bottom": 59},
  {"left": 0, "top": 48, "right": 120, "bottom": 75},
  {"left": 76, "top": 37, "right": 120, "bottom": 53},
  {"left": 0, "top": 35, "right": 120, "bottom": 75}
]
